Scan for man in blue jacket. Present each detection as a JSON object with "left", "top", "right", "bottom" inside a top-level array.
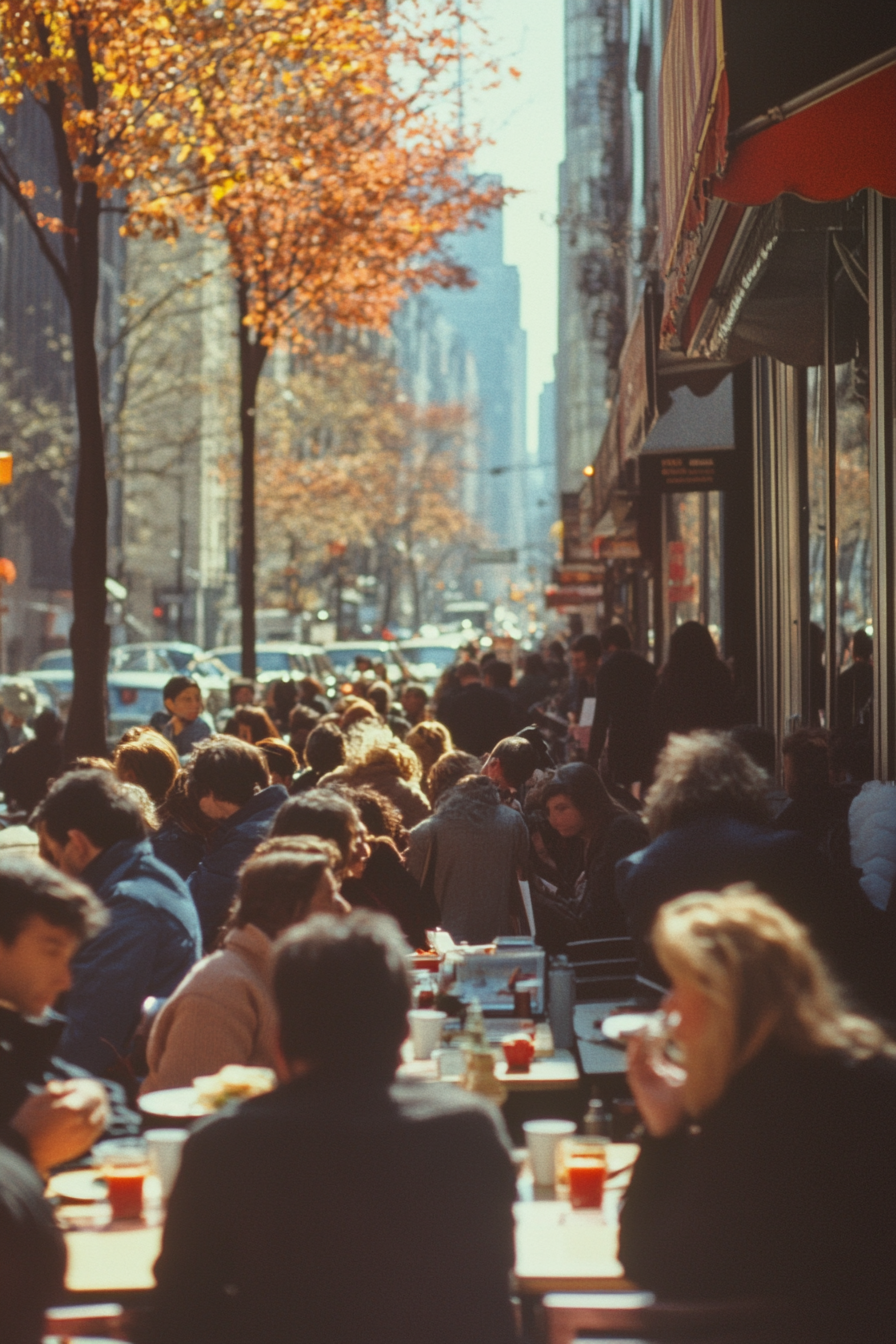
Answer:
[
  {"left": 34, "top": 770, "right": 201, "bottom": 1076},
  {"left": 185, "top": 737, "right": 289, "bottom": 948}
]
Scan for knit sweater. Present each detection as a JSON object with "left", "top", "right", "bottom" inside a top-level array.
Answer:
[{"left": 141, "top": 923, "right": 277, "bottom": 1094}]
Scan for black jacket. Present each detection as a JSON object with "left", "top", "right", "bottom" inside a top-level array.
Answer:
[
  {"left": 650, "top": 660, "right": 736, "bottom": 752},
  {"left": 0, "top": 1140, "right": 66, "bottom": 1344},
  {"left": 437, "top": 683, "right": 517, "bottom": 756},
  {"left": 615, "top": 815, "right": 896, "bottom": 1016},
  {"left": 0, "top": 1005, "right": 140, "bottom": 1157},
  {"left": 587, "top": 650, "right": 657, "bottom": 785},
  {"left": 148, "top": 1074, "right": 517, "bottom": 1344},
  {"left": 619, "top": 1043, "right": 896, "bottom": 1341}
]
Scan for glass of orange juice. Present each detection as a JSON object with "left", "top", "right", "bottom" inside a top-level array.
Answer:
[
  {"left": 93, "top": 1139, "right": 150, "bottom": 1222},
  {"left": 556, "top": 1138, "right": 608, "bottom": 1208}
]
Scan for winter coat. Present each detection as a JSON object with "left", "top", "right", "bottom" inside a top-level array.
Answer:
[
  {"left": 406, "top": 786, "right": 529, "bottom": 944},
  {"left": 58, "top": 839, "right": 201, "bottom": 1076},
  {"left": 616, "top": 814, "right": 896, "bottom": 1016},
  {"left": 188, "top": 785, "right": 289, "bottom": 949},
  {"left": 340, "top": 838, "right": 435, "bottom": 949},
  {"left": 649, "top": 659, "right": 736, "bottom": 752},
  {"left": 142, "top": 923, "right": 277, "bottom": 1094},
  {"left": 586, "top": 650, "right": 657, "bottom": 786},
  {"left": 0, "top": 1004, "right": 139, "bottom": 1146},
  {"left": 848, "top": 780, "right": 896, "bottom": 912},
  {"left": 151, "top": 820, "right": 207, "bottom": 882},
  {"left": 619, "top": 1042, "right": 896, "bottom": 1342}
]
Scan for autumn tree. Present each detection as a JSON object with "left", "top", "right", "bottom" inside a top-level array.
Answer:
[
  {"left": 128, "top": 0, "right": 507, "bottom": 674},
  {"left": 0, "top": 1, "right": 246, "bottom": 752},
  {"left": 254, "top": 344, "right": 479, "bottom": 631}
]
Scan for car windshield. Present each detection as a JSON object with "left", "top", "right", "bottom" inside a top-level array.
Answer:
[
  {"left": 256, "top": 651, "right": 293, "bottom": 672},
  {"left": 328, "top": 647, "right": 383, "bottom": 675},
  {"left": 164, "top": 648, "right": 196, "bottom": 671},
  {"left": 36, "top": 652, "right": 72, "bottom": 670},
  {"left": 189, "top": 657, "right": 231, "bottom": 679},
  {"left": 214, "top": 650, "right": 242, "bottom": 672},
  {"left": 400, "top": 646, "right": 458, "bottom": 671}
]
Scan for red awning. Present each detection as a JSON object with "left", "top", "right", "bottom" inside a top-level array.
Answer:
[{"left": 715, "top": 60, "right": 896, "bottom": 206}]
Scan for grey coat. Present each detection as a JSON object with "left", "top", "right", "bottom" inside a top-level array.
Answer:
[{"left": 406, "top": 783, "right": 529, "bottom": 944}]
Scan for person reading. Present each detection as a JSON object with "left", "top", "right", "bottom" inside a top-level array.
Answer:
[{"left": 149, "top": 911, "right": 517, "bottom": 1344}]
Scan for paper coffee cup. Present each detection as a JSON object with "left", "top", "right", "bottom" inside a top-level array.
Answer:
[
  {"left": 145, "top": 1129, "right": 189, "bottom": 1201},
  {"left": 408, "top": 1009, "right": 446, "bottom": 1060},
  {"left": 523, "top": 1119, "right": 577, "bottom": 1187}
]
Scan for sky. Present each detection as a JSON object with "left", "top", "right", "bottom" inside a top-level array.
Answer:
[{"left": 467, "top": 0, "right": 565, "bottom": 455}]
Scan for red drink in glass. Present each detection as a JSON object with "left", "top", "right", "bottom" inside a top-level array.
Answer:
[
  {"left": 567, "top": 1154, "right": 606, "bottom": 1208},
  {"left": 104, "top": 1166, "right": 147, "bottom": 1221}
]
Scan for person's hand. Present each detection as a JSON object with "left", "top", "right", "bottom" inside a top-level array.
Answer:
[
  {"left": 11, "top": 1079, "right": 110, "bottom": 1175},
  {"left": 626, "top": 1034, "right": 687, "bottom": 1137},
  {"left": 169, "top": 714, "right": 184, "bottom": 736}
]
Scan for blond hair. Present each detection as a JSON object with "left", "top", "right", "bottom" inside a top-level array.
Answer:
[
  {"left": 405, "top": 721, "right": 452, "bottom": 782},
  {"left": 653, "top": 887, "right": 895, "bottom": 1114}
]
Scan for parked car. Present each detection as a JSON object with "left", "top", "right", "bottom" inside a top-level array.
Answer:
[
  {"left": 25, "top": 644, "right": 230, "bottom": 745},
  {"left": 325, "top": 641, "right": 407, "bottom": 689},
  {"left": 208, "top": 643, "right": 336, "bottom": 694},
  {"left": 395, "top": 635, "right": 469, "bottom": 696}
]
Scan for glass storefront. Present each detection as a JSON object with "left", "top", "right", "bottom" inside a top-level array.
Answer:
[{"left": 663, "top": 490, "right": 723, "bottom": 652}]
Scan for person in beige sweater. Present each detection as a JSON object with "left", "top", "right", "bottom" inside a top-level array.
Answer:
[{"left": 142, "top": 837, "right": 346, "bottom": 1093}]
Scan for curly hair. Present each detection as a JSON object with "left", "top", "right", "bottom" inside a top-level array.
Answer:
[
  {"left": 426, "top": 750, "right": 481, "bottom": 804},
  {"left": 405, "top": 721, "right": 452, "bottom": 783},
  {"left": 644, "top": 731, "right": 769, "bottom": 839},
  {"left": 338, "top": 736, "right": 422, "bottom": 786}
]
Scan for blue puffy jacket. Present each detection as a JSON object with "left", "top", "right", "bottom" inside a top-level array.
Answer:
[
  {"left": 59, "top": 839, "right": 202, "bottom": 1075},
  {"left": 188, "top": 785, "right": 289, "bottom": 948}
]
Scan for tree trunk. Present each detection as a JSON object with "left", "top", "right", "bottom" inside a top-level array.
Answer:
[
  {"left": 237, "top": 280, "right": 268, "bottom": 679},
  {"left": 65, "top": 186, "right": 110, "bottom": 758},
  {"left": 37, "top": 37, "right": 110, "bottom": 761}
]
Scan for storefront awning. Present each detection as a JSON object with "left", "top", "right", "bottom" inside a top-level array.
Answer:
[
  {"left": 641, "top": 376, "right": 734, "bottom": 455},
  {"left": 716, "top": 58, "right": 896, "bottom": 208},
  {"left": 659, "top": 0, "right": 896, "bottom": 350}
]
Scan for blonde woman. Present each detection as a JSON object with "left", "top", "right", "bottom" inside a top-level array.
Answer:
[
  {"left": 405, "top": 720, "right": 452, "bottom": 790},
  {"left": 320, "top": 732, "right": 430, "bottom": 829},
  {"left": 619, "top": 888, "right": 896, "bottom": 1341}
]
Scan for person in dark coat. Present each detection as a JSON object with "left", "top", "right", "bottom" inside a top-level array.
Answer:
[
  {"left": 515, "top": 653, "right": 553, "bottom": 712},
  {"left": 334, "top": 785, "right": 435, "bottom": 947},
  {"left": 536, "top": 763, "right": 647, "bottom": 949},
  {"left": 619, "top": 889, "right": 896, "bottom": 1343},
  {"left": 0, "top": 857, "right": 144, "bottom": 1172},
  {"left": 148, "top": 912, "right": 517, "bottom": 1344},
  {"left": 0, "top": 709, "right": 64, "bottom": 817},
  {"left": 774, "top": 728, "right": 857, "bottom": 874},
  {"left": 151, "top": 771, "right": 216, "bottom": 882},
  {"left": 0, "top": 1139, "right": 66, "bottom": 1344},
  {"left": 837, "top": 628, "right": 874, "bottom": 731},
  {"left": 185, "top": 738, "right": 289, "bottom": 949},
  {"left": 290, "top": 721, "right": 346, "bottom": 794},
  {"left": 616, "top": 731, "right": 895, "bottom": 1016},
  {"left": 33, "top": 771, "right": 201, "bottom": 1075},
  {"left": 437, "top": 661, "right": 517, "bottom": 757},
  {"left": 586, "top": 625, "right": 656, "bottom": 788},
  {"left": 650, "top": 621, "right": 735, "bottom": 754}
]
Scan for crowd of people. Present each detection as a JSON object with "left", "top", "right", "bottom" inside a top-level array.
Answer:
[{"left": 0, "top": 620, "right": 894, "bottom": 1341}]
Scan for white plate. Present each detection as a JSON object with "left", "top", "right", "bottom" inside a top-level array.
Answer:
[
  {"left": 48, "top": 1170, "right": 107, "bottom": 1203},
  {"left": 138, "top": 1086, "right": 206, "bottom": 1119},
  {"left": 600, "top": 1012, "right": 656, "bottom": 1043}
]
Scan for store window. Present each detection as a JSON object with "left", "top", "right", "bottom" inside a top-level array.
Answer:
[{"left": 663, "top": 491, "right": 723, "bottom": 651}]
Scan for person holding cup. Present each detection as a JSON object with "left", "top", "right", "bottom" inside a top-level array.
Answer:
[{"left": 618, "top": 888, "right": 896, "bottom": 1343}]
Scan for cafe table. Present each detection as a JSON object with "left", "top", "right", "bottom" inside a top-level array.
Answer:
[
  {"left": 397, "top": 1045, "right": 580, "bottom": 1091},
  {"left": 53, "top": 1142, "right": 639, "bottom": 1308}
]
